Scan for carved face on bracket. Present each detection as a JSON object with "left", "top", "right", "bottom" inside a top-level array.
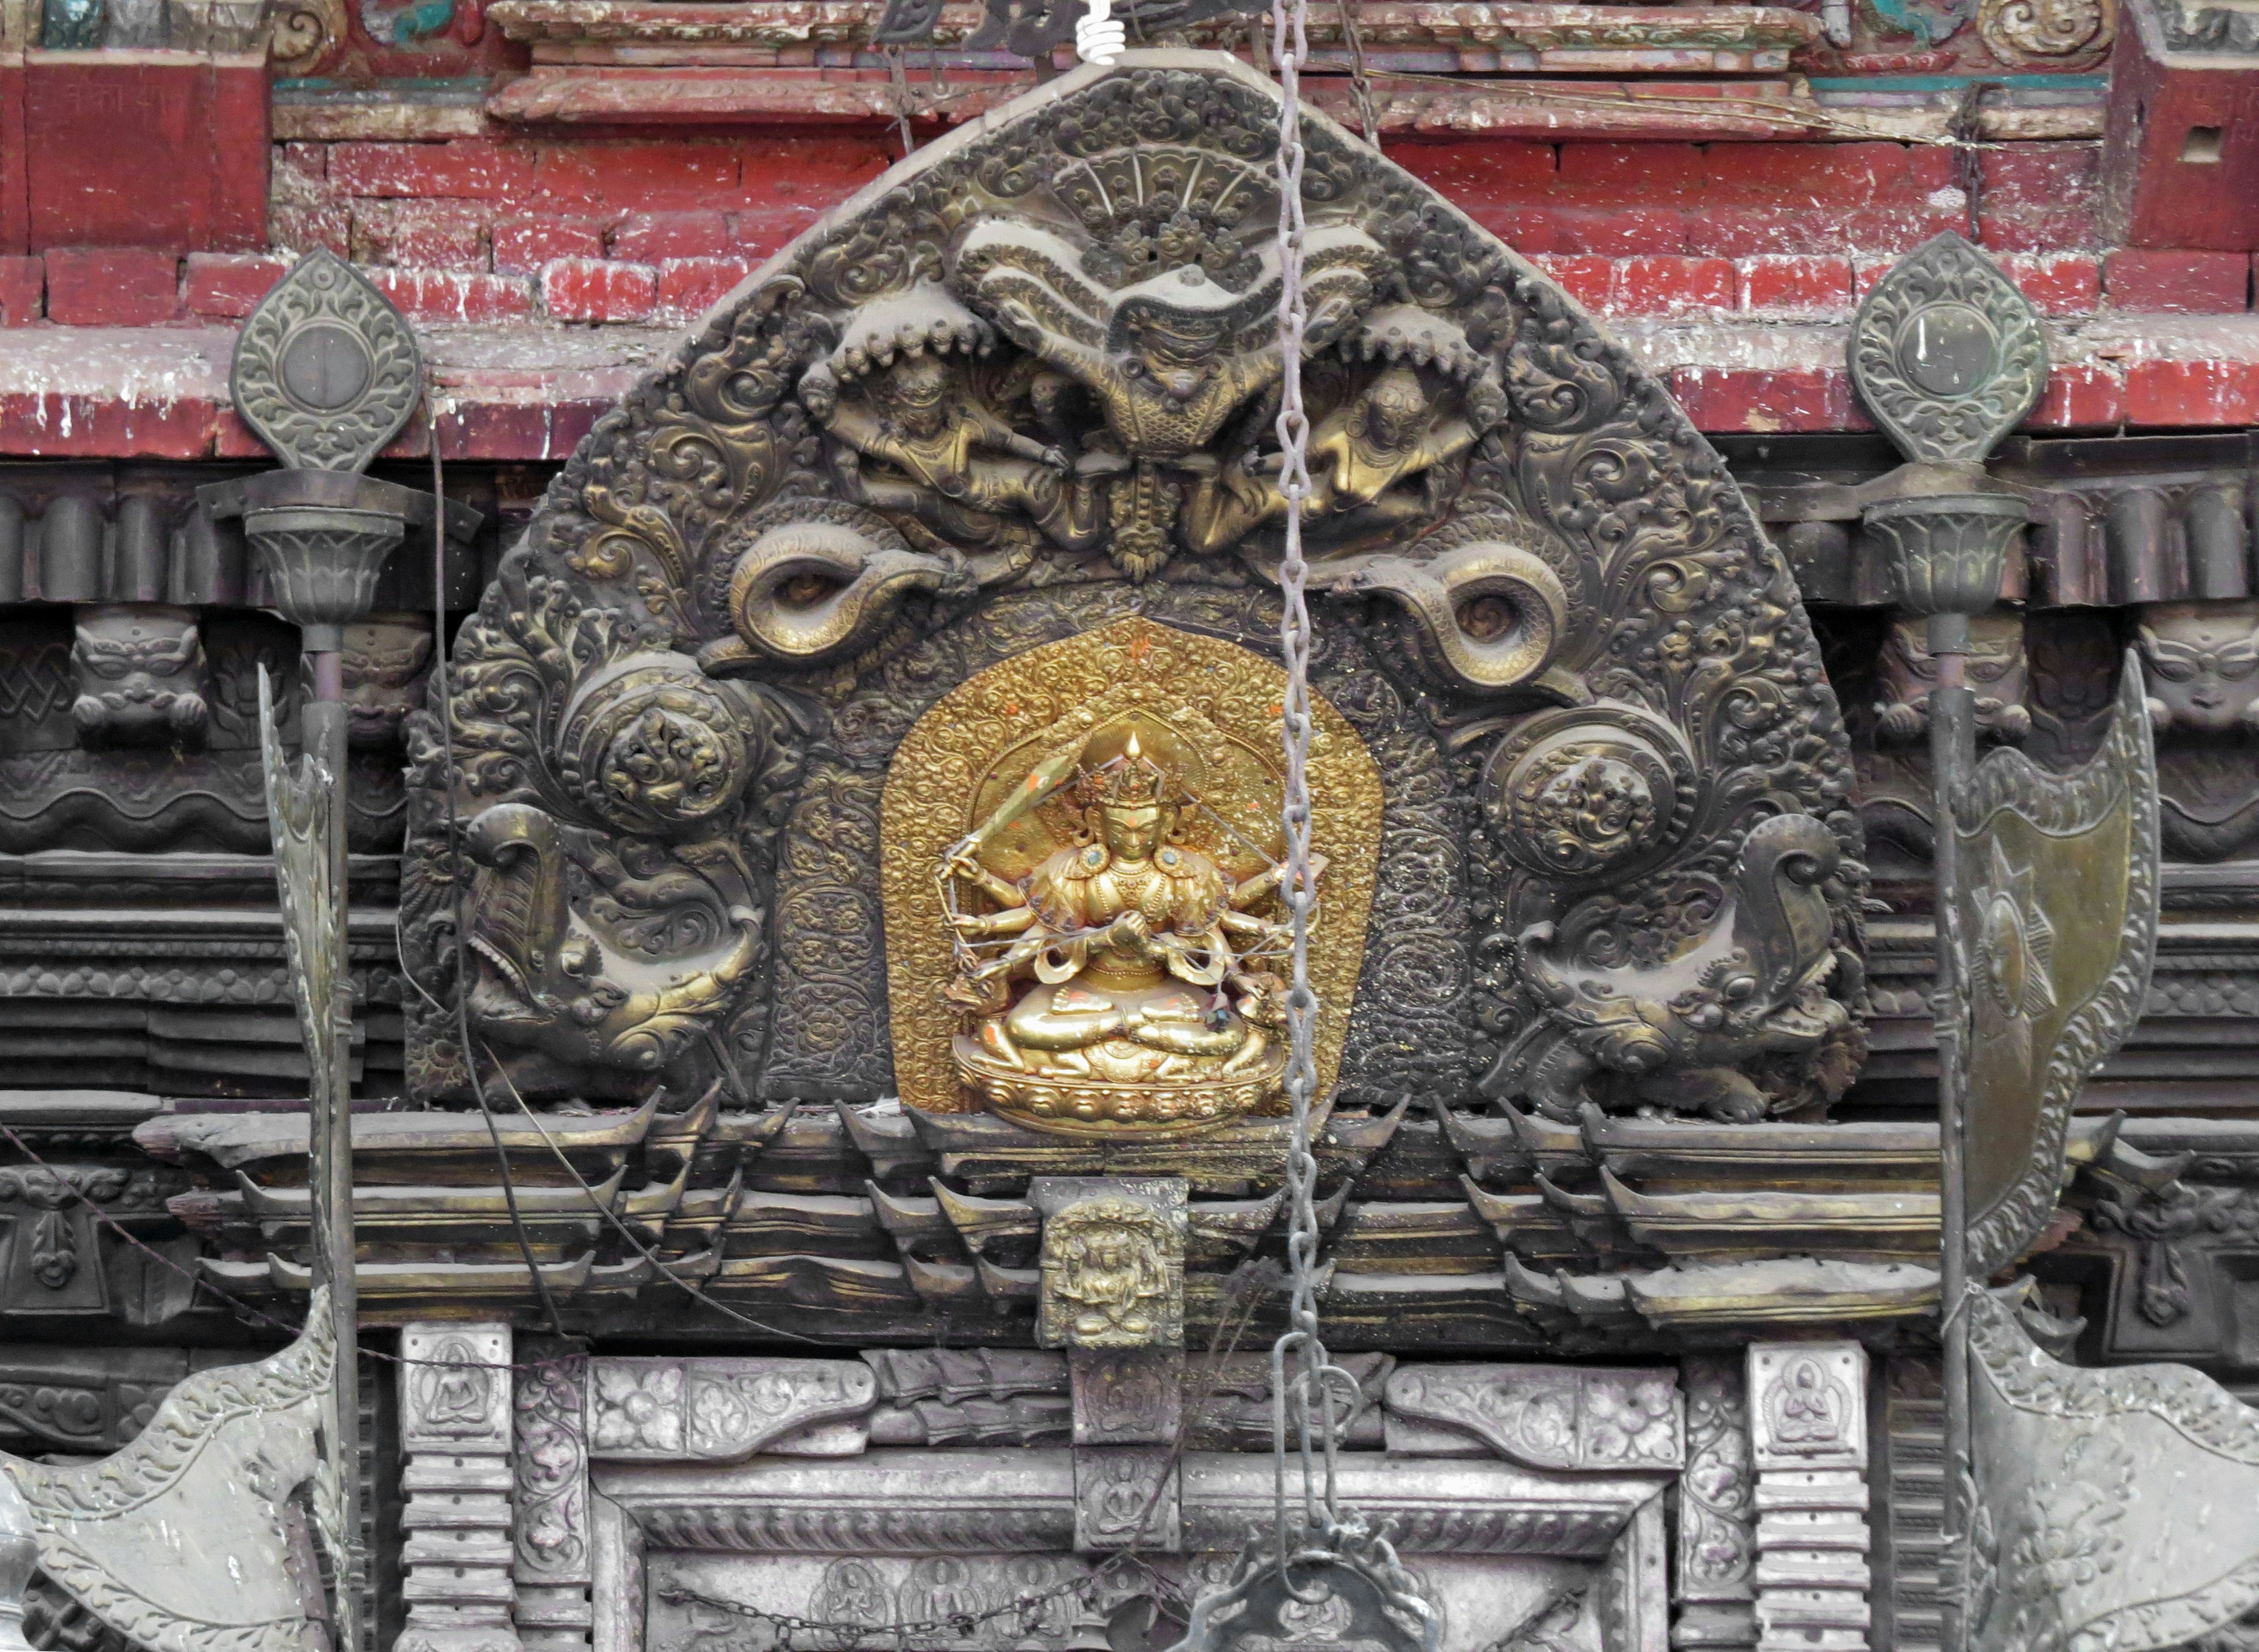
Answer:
[
  {"left": 2137, "top": 600, "right": 2259, "bottom": 736},
  {"left": 69, "top": 605, "right": 209, "bottom": 748},
  {"left": 872, "top": 353, "right": 954, "bottom": 442},
  {"left": 339, "top": 614, "right": 434, "bottom": 750},
  {"left": 1876, "top": 612, "right": 2030, "bottom": 743}
]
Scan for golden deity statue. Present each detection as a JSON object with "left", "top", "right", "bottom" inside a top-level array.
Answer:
[{"left": 939, "top": 727, "right": 1318, "bottom": 1135}]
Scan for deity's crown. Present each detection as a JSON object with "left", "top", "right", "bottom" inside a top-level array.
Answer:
[{"left": 1081, "top": 732, "right": 1170, "bottom": 809}]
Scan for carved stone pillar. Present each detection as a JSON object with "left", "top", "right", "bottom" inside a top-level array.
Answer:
[
  {"left": 1746, "top": 1343, "right": 1870, "bottom": 1652},
  {"left": 397, "top": 1324, "right": 520, "bottom": 1652},
  {"left": 511, "top": 1343, "right": 591, "bottom": 1652},
  {"left": 1674, "top": 1355, "right": 1757, "bottom": 1651}
]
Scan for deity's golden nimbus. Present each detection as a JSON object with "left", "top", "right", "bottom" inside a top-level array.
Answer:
[{"left": 939, "top": 727, "right": 1318, "bottom": 1136}]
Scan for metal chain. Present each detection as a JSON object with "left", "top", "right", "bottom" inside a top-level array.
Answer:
[
  {"left": 659, "top": 1553, "right": 1178, "bottom": 1651},
  {"left": 1268, "top": 0, "right": 1337, "bottom": 1557}
]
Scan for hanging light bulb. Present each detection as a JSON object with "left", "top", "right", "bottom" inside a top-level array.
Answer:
[{"left": 1075, "top": 0, "right": 1123, "bottom": 63}]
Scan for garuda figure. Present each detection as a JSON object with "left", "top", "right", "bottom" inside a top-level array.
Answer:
[{"left": 939, "top": 731, "right": 1314, "bottom": 1135}]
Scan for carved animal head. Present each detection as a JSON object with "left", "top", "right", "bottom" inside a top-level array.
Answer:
[
  {"left": 1501, "top": 812, "right": 1847, "bottom": 1122},
  {"left": 338, "top": 615, "right": 434, "bottom": 750},
  {"left": 2136, "top": 600, "right": 2259, "bottom": 737},
  {"left": 68, "top": 605, "right": 209, "bottom": 748}
]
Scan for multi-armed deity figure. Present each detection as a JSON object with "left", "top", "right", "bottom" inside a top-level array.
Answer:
[{"left": 938, "top": 730, "right": 1318, "bottom": 1133}]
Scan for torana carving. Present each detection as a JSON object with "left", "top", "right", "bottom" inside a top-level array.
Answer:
[{"left": 404, "top": 51, "right": 1863, "bottom": 1130}]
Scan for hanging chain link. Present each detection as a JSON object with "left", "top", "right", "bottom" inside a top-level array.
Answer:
[{"left": 1268, "top": 0, "right": 1340, "bottom": 1557}]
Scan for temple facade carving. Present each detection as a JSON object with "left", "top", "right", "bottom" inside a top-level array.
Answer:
[
  {"left": 16, "top": 30, "right": 2259, "bottom": 1652},
  {"left": 398, "top": 52, "right": 1865, "bottom": 1146}
]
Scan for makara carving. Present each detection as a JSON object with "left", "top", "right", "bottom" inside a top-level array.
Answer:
[{"left": 404, "top": 51, "right": 1863, "bottom": 1130}]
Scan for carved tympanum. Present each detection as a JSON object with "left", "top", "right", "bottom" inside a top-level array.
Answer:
[{"left": 404, "top": 51, "right": 1861, "bottom": 1123}]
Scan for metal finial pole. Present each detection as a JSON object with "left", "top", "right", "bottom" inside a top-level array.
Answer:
[
  {"left": 307, "top": 657, "right": 362, "bottom": 1652},
  {"left": 1928, "top": 634, "right": 1974, "bottom": 1652},
  {"left": 210, "top": 248, "right": 442, "bottom": 1652}
]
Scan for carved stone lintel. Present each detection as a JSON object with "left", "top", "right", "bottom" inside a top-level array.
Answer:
[
  {"left": 1747, "top": 1343, "right": 1869, "bottom": 1652},
  {"left": 1068, "top": 1349, "right": 1183, "bottom": 1447},
  {"left": 1072, "top": 1447, "right": 1179, "bottom": 1553},
  {"left": 397, "top": 1322, "right": 519, "bottom": 1652},
  {"left": 584, "top": 1359, "right": 875, "bottom": 1462},
  {"left": 594, "top": 1450, "right": 1654, "bottom": 1559},
  {"left": 1032, "top": 1179, "right": 1187, "bottom": 1351},
  {"left": 1384, "top": 1364, "right": 1682, "bottom": 1471}
]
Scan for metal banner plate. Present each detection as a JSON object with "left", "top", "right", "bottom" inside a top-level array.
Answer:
[
  {"left": 1, "top": 1288, "right": 339, "bottom": 1652},
  {"left": 1956, "top": 651, "right": 2159, "bottom": 1280},
  {"left": 1970, "top": 1287, "right": 2259, "bottom": 1652}
]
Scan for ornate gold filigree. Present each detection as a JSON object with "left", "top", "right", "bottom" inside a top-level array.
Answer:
[{"left": 879, "top": 617, "right": 1382, "bottom": 1128}]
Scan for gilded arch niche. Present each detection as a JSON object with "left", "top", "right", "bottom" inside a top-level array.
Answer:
[{"left": 400, "top": 51, "right": 1866, "bottom": 1129}]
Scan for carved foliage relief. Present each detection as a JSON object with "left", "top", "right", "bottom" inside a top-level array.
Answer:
[{"left": 401, "top": 51, "right": 1861, "bottom": 1122}]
